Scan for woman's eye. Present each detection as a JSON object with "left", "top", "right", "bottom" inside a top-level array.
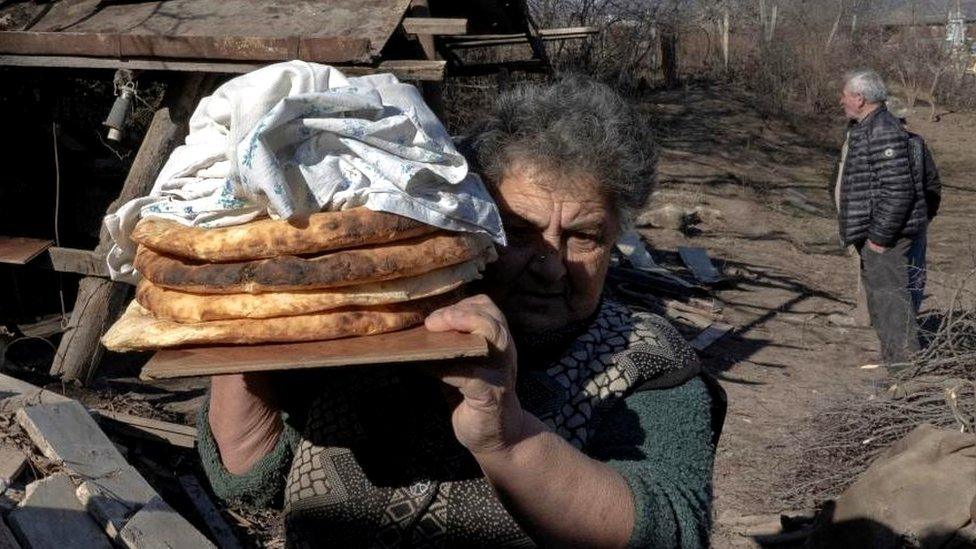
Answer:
[{"left": 569, "top": 233, "right": 602, "bottom": 250}]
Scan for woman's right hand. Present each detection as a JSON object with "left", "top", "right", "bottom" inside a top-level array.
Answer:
[{"left": 208, "top": 373, "right": 283, "bottom": 475}]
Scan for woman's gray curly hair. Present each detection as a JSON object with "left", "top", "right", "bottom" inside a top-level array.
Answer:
[{"left": 467, "top": 75, "right": 658, "bottom": 228}]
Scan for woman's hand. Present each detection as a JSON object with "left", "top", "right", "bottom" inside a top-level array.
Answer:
[{"left": 424, "top": 294, "right": 526, "bottom": 455}]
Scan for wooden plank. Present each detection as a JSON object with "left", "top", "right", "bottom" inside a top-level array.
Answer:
[
  {"left": 690, "top": 322, "right": 733, "bottom": 352},
  {"left": 92, "top": 410, "right": 197, "bottom": 449},
  {"left": 402, "top": 17, "right": 468, "bottom": 36},
  {"left": 23, "top": 0, "right": 411, "bottom": 61},
  {"left": 141, "top": 325, "right": 488, "bottom": 380},
  {"left": 178, "top": 475, "right": 241, "bottom": 549},
  {"left": 8, "top": 474, "right": 113, "bottom": 549},
  {"left": 0, "top": 31, "right": 120, "bottom": 57},
  {"left": 118, "top": 34, "right": 296, "bottom": 61},
  {"left": 0, "top": 373, "right": 70, "bottom": 413},
  {"left": 445, "top": 27, "right": 599, "bottom": 41},
  {"left": 0, "top": 446, "right": 27, "bottom": 491},
  {"left": 0, "top": 521, "right": 20, "bottom": 549},
  {"left": 0, "top": 237, "right": 52, "bottom": 265},
  {"left": 444, "top": 33, "right": 593, "bottom": 49},
  {"left": 678, "top": 246, "right": 724, "bottom": 285},
  {"left": 18, "top": 315, "right": 68, "bottom": 339},
  {"left": 119, "top": 496, "right": 215, "bottom": 549},
  {"left": 0, "top": 55, "right": 446, "bottom": 80},
  {"left": 47, "top": 247, "right": 108, "bottom": 277},
  {"left": 297, "top": 37, "right": 377, "bottom": 63}
]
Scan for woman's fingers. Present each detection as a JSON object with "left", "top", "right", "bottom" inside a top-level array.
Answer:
[{"left": 425, "top": 294, "right": 511, "bottom": 356}]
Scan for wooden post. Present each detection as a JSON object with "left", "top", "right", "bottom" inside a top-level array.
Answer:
[
  {"left": 51, "top": 73, "right": 214, "bottom": 385},
  {"left": 408, "top": 0, "right": 446, "bottom": 122}
]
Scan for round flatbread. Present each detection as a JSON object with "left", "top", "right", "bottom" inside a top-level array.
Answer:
[
  {"left": 131, "top": 208, "right": 436, "bottom": 262},
  {"left": 102, "top": 293, "right": 456, "bottom": 351},
  {"left": 136, "top": 256, "right": 491, "bottom": 322},
  {"left": 135, "top": 232, "right": 494, "bottom": 294}
]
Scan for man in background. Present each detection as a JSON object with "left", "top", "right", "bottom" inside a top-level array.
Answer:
[{"left": 835, "top": 69, "right": 935, "bottom": 371}]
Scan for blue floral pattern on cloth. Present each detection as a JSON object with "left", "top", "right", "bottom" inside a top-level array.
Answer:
[{"left": 103, "top": 61, "right": 505, "bottom": 284}]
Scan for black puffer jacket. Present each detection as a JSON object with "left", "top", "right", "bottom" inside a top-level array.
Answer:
[{"left": 838, "top": 106, "right": 927, "bottom": 247}]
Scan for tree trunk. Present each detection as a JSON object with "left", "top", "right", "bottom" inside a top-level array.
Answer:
[{"left": 51, "top": 72, "right": 215, "bottom": 384}]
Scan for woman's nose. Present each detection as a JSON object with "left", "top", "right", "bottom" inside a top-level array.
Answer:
[{"left": 528, "top": 241, "right": 567, "bottom": 281}]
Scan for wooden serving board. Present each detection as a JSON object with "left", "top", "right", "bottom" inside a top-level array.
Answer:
[{"left": 140, "top": 326, "right": 488, "bottom": 380}]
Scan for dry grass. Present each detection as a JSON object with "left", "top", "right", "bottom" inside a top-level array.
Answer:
[{"left": 773, "top": 268, "right": 976, "bottom": 510}]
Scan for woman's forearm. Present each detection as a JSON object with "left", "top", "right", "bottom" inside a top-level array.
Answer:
[
  {"left": 208, "top": 374, "right": 283, "bottom": 475},
  {"left": 473, "top": 411, "right": 635, "bottom": 548}
]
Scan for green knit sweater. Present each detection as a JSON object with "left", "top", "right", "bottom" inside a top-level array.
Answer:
[{"left": 198, "top": 375, "right": 715, "bottom": 548}]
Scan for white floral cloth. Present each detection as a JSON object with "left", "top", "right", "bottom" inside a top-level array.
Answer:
[{"left": 105, "top": 61, "right": 504, "bottom": 284}]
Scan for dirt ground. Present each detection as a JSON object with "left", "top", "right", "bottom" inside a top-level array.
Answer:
[{"left": 638, "top": 83, "right": 976, "bottom": 547}]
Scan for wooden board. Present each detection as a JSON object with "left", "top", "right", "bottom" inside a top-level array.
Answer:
[
  {"left": 678, "top": 246, "right": 724, "bottom": 285},
  {"left": 0, "top": 0, "right": 412, "bottom": 62},
  {"left": 402, "top": 17, "right": 468, "bottom": 35},
  {"left": 178, "top": 475, "right": 241, "bottom": 549},
  {"left": 0, "top": 55, "right": 446, "bottom": 80},
  {"left": 0, "top": 236, "right": 52, "bottom": 265},
  {"left": 141, "top": 326, "right": 488, "bottom": 380}
]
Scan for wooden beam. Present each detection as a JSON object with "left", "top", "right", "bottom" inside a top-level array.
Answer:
[
  {"left": 445, "top": 27, "right": 599, "bottom": 41},
  {"left": 444, "top": 33, "right": 594, "bottom": 49},
  {"left": 178, "top": 475, "right": 241, "bottom": 549},
  {"left": 443, "top": 27, "right": 598, "bottom": 49},
  {"left": 18, "top": 314, "right": 68, "bottom": 339},
  {"left": 401, "top": 17, "right": 468, "bottom": 36},
  {"left": 92, "top": 409, "right": 197, "bottom": 449},
  {"left": 47, "top": 247, "right": 108, "bottom": 277},
  {"left": 0, "top": 31, "right": 371, "bottom": 63},
  {"left": 0, "top": 55, "right": 446, "bottom": 80}
]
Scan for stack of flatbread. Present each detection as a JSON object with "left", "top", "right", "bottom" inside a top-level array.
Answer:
[{"left": 102, "top": 208, "right": 496, "bottom": 351}]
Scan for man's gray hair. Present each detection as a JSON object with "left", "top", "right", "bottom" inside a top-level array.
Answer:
[
  {"left": 844, "top": 69, "right": 888, "bottom": 103},
  {"left": 468, "top": 75, "right": 657, "bottom": 228}
]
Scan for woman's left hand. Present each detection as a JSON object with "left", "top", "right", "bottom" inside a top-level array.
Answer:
[{"left": 424, "top": 294, "right": 526, "bottom": 455}]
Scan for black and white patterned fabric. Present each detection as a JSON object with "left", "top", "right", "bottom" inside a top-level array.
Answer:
[{"left": 281, "top": 299, "right": 699, "bottom": 548}]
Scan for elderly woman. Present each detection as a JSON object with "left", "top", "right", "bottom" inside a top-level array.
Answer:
[{"left": 199, "top": 76, "right": 720, "bottom": 548}]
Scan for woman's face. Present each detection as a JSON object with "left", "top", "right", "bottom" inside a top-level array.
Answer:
[{"left": 484, "top": 162, "right": 620, "bottom": 334}]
